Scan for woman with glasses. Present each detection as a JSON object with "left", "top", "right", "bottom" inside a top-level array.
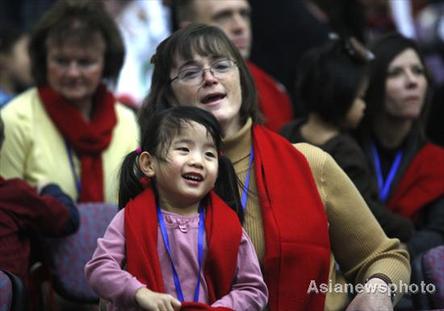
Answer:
[
  {"left": 0, "top": 0, "right": 139, "bottom": 204},
  {"left": 357, "top": 33, "right": 444, "bottom": 261},
  {"left": 140, "top": 24, "right": 409, "bottom": 311}
]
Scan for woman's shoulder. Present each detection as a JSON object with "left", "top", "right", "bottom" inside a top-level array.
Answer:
[
  {"left": 114, "top": 102, "right": 140, "bottom": 134},
  {"left": 1, "top": 88, "right": 41, "bottom": 120},
  {"left": 292, "top": 142, "right": 332, "bottom": 171},
  {"left": 292, "top": 142, "right": 349, "bottom": 191},
  {"left": 115, "top": 102, "right": 138, "bottom": 120}
]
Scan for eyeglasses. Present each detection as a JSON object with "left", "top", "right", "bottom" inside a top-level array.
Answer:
[{"left": 170, "top": 59, "right": 237, "bottom": 85}]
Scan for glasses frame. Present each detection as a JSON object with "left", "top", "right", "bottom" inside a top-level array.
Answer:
[{"left": 169, "top": 58, "right": 237, "bottom": 85}]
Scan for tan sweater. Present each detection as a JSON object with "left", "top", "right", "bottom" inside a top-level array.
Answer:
[{"left": 223, "top": 119, "right": 410, "bottom": 311}]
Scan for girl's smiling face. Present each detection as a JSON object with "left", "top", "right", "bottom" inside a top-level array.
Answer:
[{"left": 148, "top": 121, "right": 219, "bottom": 209}]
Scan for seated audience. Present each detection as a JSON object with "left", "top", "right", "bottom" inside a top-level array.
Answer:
[
  {"left": 139, "top": 23, "right": 410, "bottom": 311},
  {"left": 357, "top": 33, "right": 444, "bottom": 259},
  {"left": 0, "top": 0, "right": 139, "bottom": 204},
  {"left": 281, "top": 35, "right": 415, "bottom": 243}
]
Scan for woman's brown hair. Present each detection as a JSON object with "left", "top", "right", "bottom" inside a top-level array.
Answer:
[{"left": 29, "top": 0, "right": 124, "bottom": 86}]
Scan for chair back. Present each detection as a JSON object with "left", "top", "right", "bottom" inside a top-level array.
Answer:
[
  {"left": 0, "top": 270, "right": 26, "bottom": 311},
  {"left": 44, "top": 203, "right": 118, "bottom": 303},
  {"left": 412, "top": 245, "right": 444, "bottom": 309},
  {"left": 0, "top": 270, "right": 12, "bottom": 311}
]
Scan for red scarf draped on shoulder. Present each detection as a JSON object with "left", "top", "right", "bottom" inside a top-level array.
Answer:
[
  {"left": 252, "top": 125, "right": 330, "bottom": 311},
  {"left": 124, "top": 187, "right": 241, "bottom": 310},
  {"left": 247, "top": 61, "right": 293, "bottom": 132},
  {"left": 38, "top": 85, "right": 117, "bottom": 202},
  {"left": 388, "top": 143, "right": 444, "bottom": 218}
]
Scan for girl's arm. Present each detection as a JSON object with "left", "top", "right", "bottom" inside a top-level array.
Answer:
[
  {"left": 85, "top": 209, "right": 146, "bottom": 308},
  {"left": 211, "top": 229, "right": 268, "bottom": 310}
]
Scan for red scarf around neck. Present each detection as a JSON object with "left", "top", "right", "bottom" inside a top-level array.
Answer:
[
  {"left": 388, "top": 143, "right": 444, "bottom": 218},
  {"left": 38, "top": 85, "right": 117, "bottom": 202},
  {"left": 252, "top": 125, "right": 330, "bottom": 311},
  {"left": 124, "top": 187, "right": 241, "bottom": 308}
]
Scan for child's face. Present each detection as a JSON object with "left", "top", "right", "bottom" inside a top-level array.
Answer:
[
  {"left": 152, "top": 121, "right": 219, "bottom": 207},
  {"left": 344, "top": 81, "right": 367, "bottom": 129}
]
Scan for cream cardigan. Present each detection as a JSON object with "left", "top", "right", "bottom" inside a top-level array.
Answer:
[{"left": 0, "top": 88, "right": 140, "bottom": 204}]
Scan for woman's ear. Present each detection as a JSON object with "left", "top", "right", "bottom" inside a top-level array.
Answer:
[{"left": 138, "top": 151, "right": 156, "bottom": 177}]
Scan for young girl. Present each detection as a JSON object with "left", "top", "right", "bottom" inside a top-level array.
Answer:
[{"left": 85, "top": 106, "right": 267, "bottom": 311}]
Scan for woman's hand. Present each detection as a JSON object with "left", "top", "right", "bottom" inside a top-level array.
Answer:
[
  {"left": 135, "top": 287, "right": 181, "bottom": 311},
  {"left": 345, "top": 278, "right": 393, "bottom": 311}
]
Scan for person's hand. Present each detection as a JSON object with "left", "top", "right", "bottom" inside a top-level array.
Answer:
[
  {"left": 135, "top": 287, "right": 181, "bottom": 311},
  {"left": 345, "top": 278, "right": 393, "bottom": 311}
]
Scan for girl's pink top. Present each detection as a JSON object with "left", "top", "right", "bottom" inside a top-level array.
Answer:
[{"left": 85, "top": 209, "right": 268, "bottom": 311}]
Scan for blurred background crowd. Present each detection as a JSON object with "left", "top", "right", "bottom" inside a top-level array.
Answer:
[{"left": 0, "top": 0, "right": 444, "bottom": 310}]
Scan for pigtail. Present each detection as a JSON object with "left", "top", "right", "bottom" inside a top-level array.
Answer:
[
  {"left": 214, "top": 155, "right": 244, "bottom": 224},
  {"left": 118, "top": 151, "right": 144, "bottom": 210}
]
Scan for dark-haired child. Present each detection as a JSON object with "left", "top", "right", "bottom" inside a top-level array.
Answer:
[{"left": 85, "top": 106, "right": 267, "bottom": 311}]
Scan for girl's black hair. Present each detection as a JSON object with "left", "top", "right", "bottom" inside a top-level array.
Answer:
[
  {"left": 119, "top": 106, "right": 243, "bottom": 222},
  {"left": 297, "top": 36, "right": 370, "bottom": 127}
]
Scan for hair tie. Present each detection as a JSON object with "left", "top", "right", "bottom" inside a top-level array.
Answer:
[{"left": 135, "top": 147, "right": 142, "bottom": 154}]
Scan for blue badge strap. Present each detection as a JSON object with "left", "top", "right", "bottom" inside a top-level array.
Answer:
[
  {"left": 65, "top": 141, "right": 81, "bottom": 198},
  {"left": 370, "top": 143, "right": 403, "bottom": 202},
  {"left": 240, "top": 146, "right": 254, "bottom": 211},
  {"left": 157, "top": 203, "right": 205, "bottom": 303}
]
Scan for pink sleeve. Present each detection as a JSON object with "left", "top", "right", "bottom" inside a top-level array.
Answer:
[
  {"left": 84, "top": 209, "right": 145, "bottom": 308},
  {"left": 211, "top": 229, "right": 268, "bottom": 310}
]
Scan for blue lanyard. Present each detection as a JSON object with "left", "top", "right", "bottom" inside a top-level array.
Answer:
[
  {"left": 240, "top": 146, "right": 254, "bottom": 211},
  {"left": 65, "top": 141, "right": 81, "bottom": 198},
  {"left": 370, "top": 143, "right": 403, "bottom": 203},
  {"left": 156, "top": 203, "right": 205, "bottom": 302}
]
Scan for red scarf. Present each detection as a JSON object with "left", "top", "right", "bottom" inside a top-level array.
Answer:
[
  {"left": 38, "top": 85, "right": 117, "bottom": 202},
  {"left": 388, "top": 143, "right": 444, "bottom": 218},
  {"left": 247, "top": 61, "right": 293, "bottom": 132},
  {"left": 124, "top": 187, "right": 241, "bottom": 310},
  {"left": 252, "top": 125, "right": 330, "bottom": 311}
]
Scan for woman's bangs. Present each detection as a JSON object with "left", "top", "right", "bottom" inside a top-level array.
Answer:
[{"left": 175, "top": 34, "right": 234, "bottom": 62}]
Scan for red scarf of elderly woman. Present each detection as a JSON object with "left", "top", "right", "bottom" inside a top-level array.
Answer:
[{"left": 38, "top": 84, "right": 116, "bottom": 202}]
